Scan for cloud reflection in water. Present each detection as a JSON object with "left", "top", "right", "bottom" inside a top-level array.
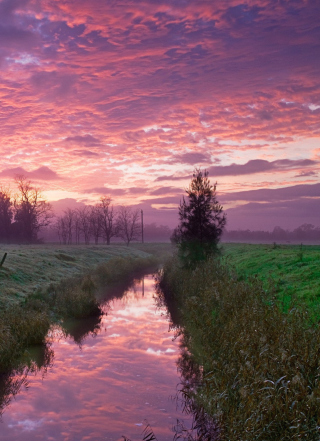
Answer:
[{"left": 1, "top": 276, "right": 189, "bottom": 441}]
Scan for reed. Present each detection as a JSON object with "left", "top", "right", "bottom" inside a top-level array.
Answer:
[
  {"left": 158, "top": 255, "right": 320, "bottom": 440},
  {"left": 0, "top": 304, "right": 50, "bottom": 372}
]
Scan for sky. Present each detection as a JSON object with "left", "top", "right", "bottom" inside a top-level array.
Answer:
[{"left": 0, "top": 0, "right": 319, "bottom": 230}]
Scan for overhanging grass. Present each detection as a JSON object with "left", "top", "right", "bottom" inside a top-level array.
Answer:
[{"left": 0, "top": 253, "right": 163, "bottom": 374}]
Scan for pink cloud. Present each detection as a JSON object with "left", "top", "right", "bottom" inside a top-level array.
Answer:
[
  {"left": 0, "top": 0, "right": 318, "bottom": 229},
  {"left": 0, "top": 166, "right": 61, "bottom": 180}
]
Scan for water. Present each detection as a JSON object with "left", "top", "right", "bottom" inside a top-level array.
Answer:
[{"left": 0, "top": 275, "right": 190, "bottom": 441}]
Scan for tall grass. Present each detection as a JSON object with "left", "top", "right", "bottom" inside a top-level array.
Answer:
[
  {"left": 0, "top": 304, "right": 51, "bottom": 373},
  {"left": 157, "top": 255, "right": 320, "bottom": 440}
]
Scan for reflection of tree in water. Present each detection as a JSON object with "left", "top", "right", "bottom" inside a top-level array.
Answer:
[
  {"left": 155, "top": 274, "right": 219, "bottom": 441},
  {"left": 154, "top": 271, "right": 182, "bottom": 330},
  {"left": 173, "top": 337, "right": 220, "bottom": 441},
  {"left": 0, "top": 342, "right": 54, "bottom": 418},
  {"left": 61, "top": 310, "right": 104, "bottom": 346}
]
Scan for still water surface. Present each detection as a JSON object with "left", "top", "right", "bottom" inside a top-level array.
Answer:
[{"left": 1, "top": 275, "right": 190, "bottom": 441}]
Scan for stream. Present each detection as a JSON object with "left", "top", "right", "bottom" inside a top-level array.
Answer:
[{"left": 0, "top": 274, "right": 191, "bottom": 441}]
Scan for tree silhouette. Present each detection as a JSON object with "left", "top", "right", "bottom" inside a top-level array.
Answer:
[
  {"left": 116, "top": 206, "right": 140, "bottom": 246},
  {"left": 98, "top": 197, "right": 115, "bottom": 245},
  {"left": 173, "top": 168, "right": 226, "bottom": 267},
  {"left": 14, "top": 176, "right": 53, "bottom": 243},
  {"left": 0, "top": 187, "right": 13, "bottom": 243}
]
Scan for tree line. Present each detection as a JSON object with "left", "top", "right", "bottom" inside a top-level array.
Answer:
[
  {"left": 222, "top": 224, "right": 320, "bottom": 243},
  {"left": 55, "top": 201, "right": 141, "bottom": 246},
  {"left": 0, "top": 176, "right": 143, "bottom": 245}
]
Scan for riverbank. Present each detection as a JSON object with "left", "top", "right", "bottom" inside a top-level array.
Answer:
[
  {"left": 157, "top": 249, "right": 320, "bottom": 440},
  {"left": 0, "top": 243, "right": 172, "bottom": 306},
  {"left": 0, "top": 243, "right": 173, "bottom": 373}
]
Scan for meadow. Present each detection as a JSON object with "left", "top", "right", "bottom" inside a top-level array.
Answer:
[
  {"left": 222, "top": 243, "right": 320, "bottom": 314},
  {"left": 0, "top": 242, "right": 172, "bottom": 306}
]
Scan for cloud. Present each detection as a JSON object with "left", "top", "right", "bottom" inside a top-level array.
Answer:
[
  {"left": 155, "top": 174, "right": 191, "bottom": 182},
  {"left": 294, "top": 170, "right": 318, "bottom": 178},
  {"left": 155, "top": 159, "right": 317, "bottom": 182},
  {"left": 221, "top": 183, "right": 320, "bottom": 203},
  {"left": 64, "top": 135, "right": 101, "bottom": 146},
  {"left": 171, "top": 152, "right": 212, "bottom": 164},
  {"left": 208, "top": 159, "right": 317, "bottom": 177},
  {"left": 225, "top": 198, "right": 320, "bottom": 231},
  {"left": 50, "top": 198, "right": 87, "bottom": 214},
  {"left": 0, "top": 166, "right": 61, "bottom": 180},
  {"left": 149, "top": 186, "right": 180, "bottom": 196},
  {"left": 84, "top": 187, "right": 127, "bottom": 196},
  {"left": 0, "top": 0, "right": 318, "bottom": 230},
  {"left": 72, "top": 149, "right": 100, "bottom": 157}
]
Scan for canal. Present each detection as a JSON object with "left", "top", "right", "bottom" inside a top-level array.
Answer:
[{"left": 0, "top": 274, "right": 191, "bottom": 440}]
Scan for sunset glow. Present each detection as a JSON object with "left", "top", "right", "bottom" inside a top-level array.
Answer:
[{"left": 1, "top": 0, "right": 319, "bottom": 229}]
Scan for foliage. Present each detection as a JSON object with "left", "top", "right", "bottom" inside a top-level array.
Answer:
[
  {"left": 157, "top": 256, "right": 320, "bottom": 440},
  {"left": 173, "top": 169, "right": 226, "bottom": 268}
]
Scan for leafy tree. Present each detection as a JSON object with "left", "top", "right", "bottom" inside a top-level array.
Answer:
[{"left": 173, "top": 168, "right": 226, "bottom": 267}]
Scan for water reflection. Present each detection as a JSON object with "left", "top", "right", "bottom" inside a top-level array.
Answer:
[
  {"left": 0, "top": 343, "right": 54, "bottom": 419},
  {"left": 0, "top": 275, "right": 191, "bottom": 441},
  {"left": 154, "top": 276, "right": 219, "bottom": 441},
  {"left": 62, "top": 313, "right": 104, "bottom": 347}
]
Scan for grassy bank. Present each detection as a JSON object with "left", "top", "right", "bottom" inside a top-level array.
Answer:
[
  {"left": 222, "top": 243, "right": 320, "bottom": 313},
  {"left": 0, "top": 243, "right": 172, "bottom": 373},
  {"left": 157, "top": 254, "right": 320, "bottom": 440},
  {"left": 0, "top": 243, "right": 161, "bottom": 306}
]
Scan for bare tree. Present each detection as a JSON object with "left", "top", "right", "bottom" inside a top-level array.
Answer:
[
  {"left": 14, "top": 176, "right": 53, "bottom": 243},
  {"left": 73, "top": 210, "right": 81, "bottom": 244},
  {"left": 55, "top": 208, "right": 75, "bottom": 244},
  {"left": 77, "top": 206, "right": 92, "bottom": 244},
  {"left": 55, "top": 216, "right": 68, "bottom": 244},
  {"left": 0, "top": 186, "right": 13, "bottom": 243},
  {"left": 116, "top": 206, "right": 141, "bottom": 246},
  {"left": 98, "top": 196, "right": 115, "bottom": 245},
  {"left": 90, "top": 206, "right": 102, "bottom": 244}
]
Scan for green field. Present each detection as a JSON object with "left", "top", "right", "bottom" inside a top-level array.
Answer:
[
  {"left": 222, "top": 243, "right": 320, "bottom": 313},
  {"left": 0, "top": 243, "right": 173, "bottom": 306}
]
